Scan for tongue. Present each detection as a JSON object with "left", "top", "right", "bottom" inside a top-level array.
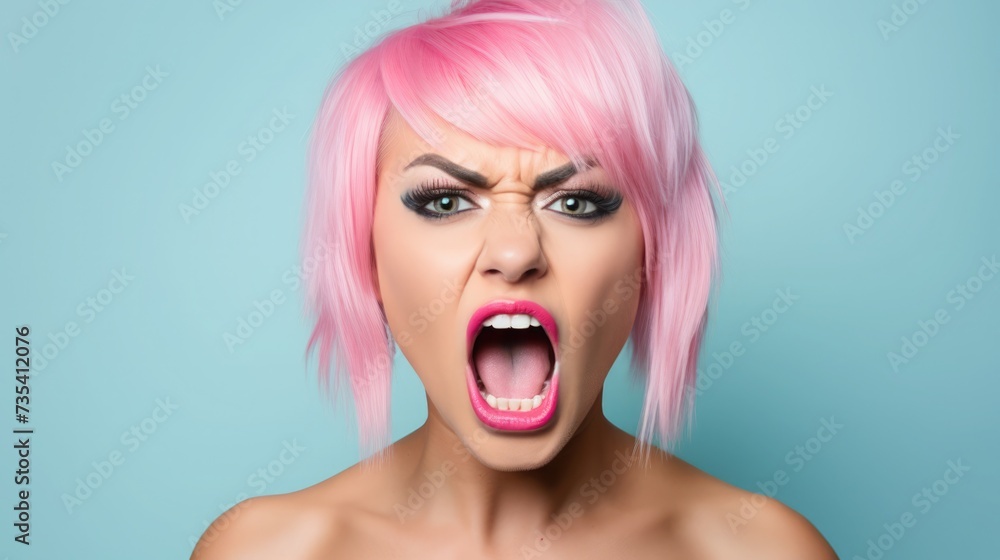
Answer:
[{"left": 473, "top": 328, "right": 551, "bottom": 399}]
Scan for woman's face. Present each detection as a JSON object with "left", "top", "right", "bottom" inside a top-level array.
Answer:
[{"left": 372, "top": 110, "right": 644, "bottom": 470}]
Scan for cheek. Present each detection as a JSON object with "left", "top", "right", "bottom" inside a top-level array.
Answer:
[
  {"left": 372, "top": 209, "right": 474, "bottom": 363},
  {"left": 552, "top": 222, "right": 644, "bottom": 368}
]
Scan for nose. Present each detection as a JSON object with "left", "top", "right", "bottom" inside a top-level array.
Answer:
[{"left": 475, "top": 206, "right": 548, "bottom": 284}]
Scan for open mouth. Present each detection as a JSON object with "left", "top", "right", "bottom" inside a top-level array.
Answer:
[{"left": 465, "top": 300, "right": 559, "bottom": 431}]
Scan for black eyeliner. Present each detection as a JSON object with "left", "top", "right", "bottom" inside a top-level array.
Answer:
[
  {"left": 400, "top": 179, "right": 624, "bottom": 221},
  {"left": 400, "top": 180, "right": 472, "bottom": 220},
  {"left": 556, "top": 184, "right": 624, "bottom": 215}
]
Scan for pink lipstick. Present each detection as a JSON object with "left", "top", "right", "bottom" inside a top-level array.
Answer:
[{"left": 466, "top": 300, "right": 559, "bottom": 431}]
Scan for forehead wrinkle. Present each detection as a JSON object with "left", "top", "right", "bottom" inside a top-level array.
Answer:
[{"left": 385, "top": 109, "right": 589, "bottom": 192}]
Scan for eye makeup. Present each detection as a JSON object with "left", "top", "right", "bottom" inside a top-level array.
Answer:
[
  {"left": 400, "top": 178, "right": 624, "bottom": 222},
  {"left": 399, "top": 178, "right": 476, "bottom": 220},
  {"left": 541, "top": 183, "right": 623, "bottom": 221}
]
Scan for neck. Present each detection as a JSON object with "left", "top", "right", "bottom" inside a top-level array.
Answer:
[{"left": 393, "top": 395, "right": 643, "bottom": 543}]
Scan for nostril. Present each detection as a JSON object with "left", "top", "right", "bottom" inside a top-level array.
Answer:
[
  {"left": 476, "top": 221, "right": 548, "bottom": 282},
  {"left": 485, "top": 266, "right": 542, "bottom": 284}
]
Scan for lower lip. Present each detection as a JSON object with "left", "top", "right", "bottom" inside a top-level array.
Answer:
[{"left": 465, "top": 362, "right": 559, "bottom": 431}]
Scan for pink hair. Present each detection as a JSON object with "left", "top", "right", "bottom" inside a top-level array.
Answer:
[{"left": 303, "top": 0, "right": 721, "bottom": 459}]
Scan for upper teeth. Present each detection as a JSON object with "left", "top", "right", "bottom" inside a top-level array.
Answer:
[{"left": 483, "top": 313, "right": 541, "bottom": 329}]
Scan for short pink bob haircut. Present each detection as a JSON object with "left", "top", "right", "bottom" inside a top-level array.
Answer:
[{"left": 304, "top": 0, "right": 721, "bottom": 458}]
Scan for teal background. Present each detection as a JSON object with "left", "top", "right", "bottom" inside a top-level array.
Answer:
[{"left": 2, "top": 0, "right": 997, "bottom": 558}]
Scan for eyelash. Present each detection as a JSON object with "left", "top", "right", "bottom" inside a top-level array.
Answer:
[{"left": 400, "top": 179, "right": 624, "bottom": 222}]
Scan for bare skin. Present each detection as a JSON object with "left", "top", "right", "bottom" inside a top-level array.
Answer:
[
  {"left": 192, "top": 111, "right": 839, "bottom": 560},
  {"left": 191, "top": 412, "right": 837, "bottom": 559}
]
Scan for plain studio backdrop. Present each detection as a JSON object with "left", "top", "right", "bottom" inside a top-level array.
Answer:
[{"left": 2, "top": 0, "right": 997, "bottom": 558}]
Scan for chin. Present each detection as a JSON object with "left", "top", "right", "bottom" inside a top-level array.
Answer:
[
  {"left": 460, "top": 424, "right": 571, "bottom": 472},
  {"left": 447, "top": 391, "right": 597, "bottom": 473}
]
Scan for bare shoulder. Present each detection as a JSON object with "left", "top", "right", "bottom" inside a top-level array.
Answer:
[
  {"left": 190, "top": 465, "right": 367, "bottom": 560},
  {"left": 708, "top": 484, "right": 839, "bottom": 560},
  {"left": 645, "top": 454, "right": 839, "bottom": 560}
]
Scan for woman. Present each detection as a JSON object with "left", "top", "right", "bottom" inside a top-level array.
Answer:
[{"left": 194, "top": 0, "right": 838, "bottom": 557}]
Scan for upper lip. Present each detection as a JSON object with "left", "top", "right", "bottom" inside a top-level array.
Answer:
[{"left": 466, "top": 299, "right": 560, "bottom": 363}]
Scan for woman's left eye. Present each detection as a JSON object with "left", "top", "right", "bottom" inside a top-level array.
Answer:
[
  {"left": 543, "top": 189, "right": 623, "bottom": 221},
  {"left": 543, "top": 195, "right": 598, "bottom": 217}
]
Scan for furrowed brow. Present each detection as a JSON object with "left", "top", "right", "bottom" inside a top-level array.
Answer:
[{"left": 404, "top": 154, "right": 597, "bottom": 190}]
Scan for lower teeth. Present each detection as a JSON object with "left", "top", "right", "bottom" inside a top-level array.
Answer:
[{"left": 480, "top": 391, "right": 544, "bottom": 411}]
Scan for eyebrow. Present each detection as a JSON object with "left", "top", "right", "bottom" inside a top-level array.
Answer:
[{"left": 403, "top": 153, "right": 585, "bottom": 190}]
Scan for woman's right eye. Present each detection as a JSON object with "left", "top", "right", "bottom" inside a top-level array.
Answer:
[
  {"left": 420, "top": 193, "right": 477, "bottom": 217},
  {"left": 401, "top": 187, "right": 478, "bottom": 220}
]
